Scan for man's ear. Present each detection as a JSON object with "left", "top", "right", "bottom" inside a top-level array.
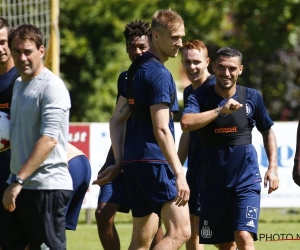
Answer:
[
  {"left": 152, "top": 30, "right": 159, "bottom": 42},
  {"left": 212, "top": 62, "right": 216, "bottom": 73},
  {"left": 39, "top": 45, "right": 45, "bottom": 58},
  {"left": 239, "top": 65, "right": 243, "bottom": 75}
]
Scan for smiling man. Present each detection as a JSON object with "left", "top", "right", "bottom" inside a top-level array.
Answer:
[
  {"left": 177, "top": 39, "right": 215, "bottom": 250},
  {"left": 181, "top": 46, "right": 279, "bottom": 250}
]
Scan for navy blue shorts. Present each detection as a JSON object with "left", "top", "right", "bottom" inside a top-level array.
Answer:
[
  {"left": 98, "top": 172, "right": 130, "bottom": 213},
  {"left": 194, "top": 172, "right": 202, "bottom": 217},
  {"left": 66, "top": 155, "right": 92, "bottom": 230},
  {"left": 186, "top": 166, "right": 200, "bottom": 215},
  {"left": 3, "top": 189, "right": 72, "bottom": 250},
  {"left": 123, "top": 163, "right": 177, "bottom": 217},
  {"left": 199, "top": 183, "right": 260, "bottom": 244}
]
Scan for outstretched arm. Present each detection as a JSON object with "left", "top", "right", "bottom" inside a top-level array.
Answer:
[
  {"left": 262, "top": 128, "right": 279, "bottom": 194},
  {"left": 293, "top": 120, "right": 300, "bottom": 186}
]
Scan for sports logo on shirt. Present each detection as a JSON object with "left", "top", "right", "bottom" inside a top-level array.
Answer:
[
  {"left": 201, "top": 220, "right": 212, "bottom": 238},
  {"left": 246, "top": 103, "right": 250, "bottom": 115},
  {"left": 246, "top": 206, "right": 258, "bottom": 219},
  {"left": 128, "top": 98, "right": 135, "bottom": 104},
  {"left": 214, "top": 126, "right": 238, "bottom": 134}
]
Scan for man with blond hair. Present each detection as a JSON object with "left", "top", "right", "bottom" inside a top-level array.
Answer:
[{"left": 93, "top": 9, "right": 191, "bottom": 250}]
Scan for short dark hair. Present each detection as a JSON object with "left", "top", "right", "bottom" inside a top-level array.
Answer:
[
  {"left": 215, "top": 46, "right": 242, "bottom": 62},
  {"left": 0, "top": 17, "right": 9, "bottom": 30},
  {"left": 8, "top": 23, "right": 44, "bottom": 50},
  {"left": 123, "top": 20, "right": 151, "bottom": 45}
]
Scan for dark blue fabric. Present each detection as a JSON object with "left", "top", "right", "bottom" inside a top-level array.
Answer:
[
  {"left": 199, "top": 183, "right": 260, "bottom": 244},
  {"left": 183, "top": 85, "right": 273, "bottom": 188},
  {"left": 121, "top": 52, "right": 179, "bottom": 164},
  {"left": 123, "top": 163, "right": 177, "bottom": 217},
  {"left": 183, "top": 76, "right": 216, "bottom": 213},
  {"left": 97, "top": 172, "right": 130, "bottom": 213},
  {"left": 65, "top": 155, "right": 91, "bottom": 230},
  {"left": 0, "top": 67, "right": 17, "bottom": 179}
]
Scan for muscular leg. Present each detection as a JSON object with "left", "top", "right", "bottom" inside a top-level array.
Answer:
[
  {"left": 129, "top": 213, "right": 160, "bottom": 250},
  {"left": 186, "top": 214, "right": 203, "bottom": 250},
  {"left": 216, "top": 242, "right": 237, "bottom": 250},
  {"left": 150, "top": 219, "right": 164, "bottom": 249},
  {"left": 235, "top": 230, "right": 255, "bottom": 250},
  {"left": 95, "top": 202, "right": 121, "bottom": 250},
  {"left": 153, "top": 200, "right": 191, "bottom": 250}
]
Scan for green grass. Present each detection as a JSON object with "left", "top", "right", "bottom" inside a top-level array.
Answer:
[{"left": 67, "top": 208, "right": 300, "bottom": 250}]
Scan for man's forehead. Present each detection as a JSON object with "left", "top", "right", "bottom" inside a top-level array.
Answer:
[
  {"left": 11, "top": 38, "right": 36, "bottom": 49},
  {"left": 216, "top": 56, "right": 241, "bottom": 64},
  {"left": 0, "top": 27, "right": 8, "bottom": 37}
]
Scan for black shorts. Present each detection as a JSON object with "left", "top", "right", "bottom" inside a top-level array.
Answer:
[
  {"left": 0, "top": 178, "right": 9, "bottom": 247},
  {"left": 2, "top": 189, "right": 72, "bottom": 250}
]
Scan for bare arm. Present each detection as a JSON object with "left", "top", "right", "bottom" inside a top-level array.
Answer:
[
  {"left": 3, "top": 135, "right": 57, "bottom": 212},
  {"left": 93, "top": 96, "right": 130, "bottom": 185},
  {"left": 177, "top": 131, "right": 189, "bottom": 165},
  {"left": 110, "top": 96, "right": 130, "bottom": 166},
  {"left": 293, "top": 120, "right": 300, "bottom": 186},
  {"left": 262, "top": 128, "right": 279, "bottom": 194},
  {"left": 98, "top": 146, "right": 114, "bottom": 174},
  {"left": 151, "top": 103, "right": 189, "bottom": 206},
  {"left": 67, "top": 143, "right": 85, "bottom": 162},
  {"left": 181, "top": 98, "right": 243, "bottom": 132},
  {"left": 19, "top": 135, "right": 57, "bottom": 179}
]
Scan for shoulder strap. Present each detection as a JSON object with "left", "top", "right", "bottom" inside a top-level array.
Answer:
[{"left": 236, "top": 85, "right": 246, "bottom": 104}]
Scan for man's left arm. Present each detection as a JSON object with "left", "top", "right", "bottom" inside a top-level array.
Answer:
[
  {"left": 151, "top": 103, "right": 189, "bottom": 207},
  {"left": 261, "top": 127, "right": 279, "bottom": 194}
]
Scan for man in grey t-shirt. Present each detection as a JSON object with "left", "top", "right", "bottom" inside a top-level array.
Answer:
[{"left": 2, "top": 24, "right": 72, "bottom": 250}]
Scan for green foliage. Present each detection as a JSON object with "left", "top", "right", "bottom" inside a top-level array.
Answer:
[
  {"left": 59, "top": 0, "right": 300, "bottom": 122},
  {"left": 68, "top": 208, "right": 300, "bottom": 249}
]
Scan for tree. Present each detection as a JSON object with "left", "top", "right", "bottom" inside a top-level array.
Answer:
[{"left": 59, "top": 0, "right": 300, "bottom": 122}]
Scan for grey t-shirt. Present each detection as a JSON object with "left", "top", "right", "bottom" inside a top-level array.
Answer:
[{"left": 9, "top": 68, "right": 72, "bottom": 190}]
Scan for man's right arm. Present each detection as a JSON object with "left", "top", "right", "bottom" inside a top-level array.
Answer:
[
  {"left": 177, "top": 131, "right": 189, "bottom": 165},
  {"left": 93, "top": 96, "right": 130, "bottom": 185},
  {"left": 151, "top": 103, "right": 189, "bottom": 207},
  {"left": 181, "top": 97, "right": 243, "bottom": 132}
]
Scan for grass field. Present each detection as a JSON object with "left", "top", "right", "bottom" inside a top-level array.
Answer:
[{"left": 67, "top": 208, "right": 300, "bottom": 250}]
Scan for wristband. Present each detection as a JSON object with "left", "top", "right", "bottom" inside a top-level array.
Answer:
[{"left": 13, "top": 175, "right": 24, "bottom": 185}]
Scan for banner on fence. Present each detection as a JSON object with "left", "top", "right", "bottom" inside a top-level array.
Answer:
[{"left": 69, "top": 121, "right": 299, "bottom": 209}]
